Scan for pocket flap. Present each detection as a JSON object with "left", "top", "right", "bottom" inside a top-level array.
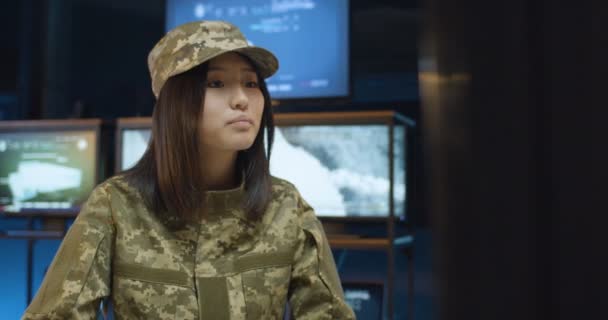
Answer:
[{"left": 114, "top": 263, "right": 191, "bottom": 287}]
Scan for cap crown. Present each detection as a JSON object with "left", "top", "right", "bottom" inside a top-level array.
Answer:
[{"left": 148, "top": 21, "right": 277, "bottom": 98}]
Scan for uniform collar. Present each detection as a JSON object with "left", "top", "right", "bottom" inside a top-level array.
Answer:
[{"left": 203, "top": 174, "right": 247, "bottom": 219}]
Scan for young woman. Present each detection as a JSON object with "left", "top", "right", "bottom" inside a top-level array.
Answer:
[{"left": 22, "top": 21, "right": 355, "bottom": 319}]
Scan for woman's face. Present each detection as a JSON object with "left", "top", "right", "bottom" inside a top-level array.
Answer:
[{"left": 199, "top": 52, "right": 265, "bottom": 153}]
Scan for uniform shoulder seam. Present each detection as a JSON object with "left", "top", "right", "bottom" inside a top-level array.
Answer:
[{"left": 270, "top": 176, "right": 298, "bottom": 192}]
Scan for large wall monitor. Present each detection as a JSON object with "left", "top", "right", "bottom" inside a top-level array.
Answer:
[{"left": 165, "top": 0, "right": 350, "bottom": 100}]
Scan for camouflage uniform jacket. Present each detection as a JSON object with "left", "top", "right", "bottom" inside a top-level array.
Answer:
[{"left": 22, "top": 176, "right": 355, "bottom": 319}]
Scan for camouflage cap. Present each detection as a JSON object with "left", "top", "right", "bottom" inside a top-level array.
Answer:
[{"left": 148, "top": 20, "right": 279, "bottom": 98}]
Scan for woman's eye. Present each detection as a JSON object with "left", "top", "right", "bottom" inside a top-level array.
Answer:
[
  {"left": 245, "top": 81, "right": 259, "bottom": 88},
  {"left": 207, "top": 80, "right": 224, "bottom": 88}
]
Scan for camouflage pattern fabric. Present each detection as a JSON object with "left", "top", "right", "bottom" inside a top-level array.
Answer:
[
  {"left": 22, "top": 176, "right": 355, "bottom": 319},
  {"left": 148, "top": 20, "right": 279, "bottom": 98}
]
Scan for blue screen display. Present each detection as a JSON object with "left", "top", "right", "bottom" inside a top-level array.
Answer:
[
  {"left": 166, "top": 0, "right": 349, "bottom": 99},
  {"left": 343, "top": 283, "right": 383, "bottom": 320}
]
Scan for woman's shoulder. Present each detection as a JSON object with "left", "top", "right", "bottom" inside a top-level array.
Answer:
[
  {"left": 268, "top": 176, "right": 316, "bottom": 221},
  {"left": 89, "top": 174, "right": 142, "bottom": 202},
  {"left": 269, "top": 175, "right": 301, "bottom": 200},
  {"left": 73, "top": 175, "right": 135, "bottom": 228},
  {"left": 267, "top": 176, "right": 326, "bottom": 244},
  {"left": 81, "top": 174, "right": 150, "bottom": 223},
  {"left": 270, "top": 175, "right": 296, "bottom": 189}
]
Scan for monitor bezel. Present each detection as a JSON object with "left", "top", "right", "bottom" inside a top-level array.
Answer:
[{"left": 0, "top": 119, "right": 103, "bottom": 217}]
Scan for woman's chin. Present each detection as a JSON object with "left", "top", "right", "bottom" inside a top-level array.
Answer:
[{"left": 229, "top": 140, "right": 256, "bottom": 151}]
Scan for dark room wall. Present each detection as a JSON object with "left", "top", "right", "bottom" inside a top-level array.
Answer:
[{"left": 0, "top": 1, "right": 19, "bottom": 92}]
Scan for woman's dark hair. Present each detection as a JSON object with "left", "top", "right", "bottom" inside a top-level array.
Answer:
[{"left": 123, "top": 55, "right": 275, "bottom": 224}]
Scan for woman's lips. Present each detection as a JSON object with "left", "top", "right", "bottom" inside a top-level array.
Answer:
[
  {"left": 227, "top": 115, "right": 253, "bottom": 125},
  {"left": 227, "top": 116, "right": 254, "bottom": 129}
]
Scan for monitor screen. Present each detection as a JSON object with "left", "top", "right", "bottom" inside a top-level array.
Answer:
[
  {"left": 120, "top": 128, "right": 152, "bottom": 171},
  {"left": 165, "top": 0, "right": 350, "bottom": 100},
  {"left": 343, "top": 282, "right": 384, "bottom": 320},
  {"left": 116, "top": 121, "right": 406, "bottom": 218},
  {"left": 270, "top": 125, "right": 406, "bottom": 217},
  {"left": 270, "top": 125, "right": 405, "bottom": 218},
  {"left": 0, "top": 129, "right": 98, "bottom": 213}
]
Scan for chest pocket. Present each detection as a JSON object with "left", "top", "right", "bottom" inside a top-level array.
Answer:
[
  {"left": 112, "top": 263, "right": 197, "bottom": 320},
  {"left": 198, "top": 251, "right": 293, "bottom": 320}
]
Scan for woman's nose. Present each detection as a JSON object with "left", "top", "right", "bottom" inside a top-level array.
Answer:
[{"left": 229, "top": 87, "right": 248, "bottom": 110}]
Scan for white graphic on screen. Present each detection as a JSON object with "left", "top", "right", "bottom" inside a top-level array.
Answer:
[
  {"left": 270, "top": 128, "right": 346, "bottom": 215},
  {"left": 343, "top": 284, "right": 383, "bottom": 317},
  {"left": 122, "top": 129, "right": 151, "bottom": 170},
  {"left": 270, "top": 125, "right": 406, "bottom": 217},
  {"left": 0, "top": 131, "right": 97, "bottom": 213},
  {"left": 7, "top": 161, "right": 82, "bottom": 210},
  {"left": 194, "top": 1, "right": 315, "bottom": 19},
  {"left": 77, "top": 139, "right": 88, "bottom": 150}
]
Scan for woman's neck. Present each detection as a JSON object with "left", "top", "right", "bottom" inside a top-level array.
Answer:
[{"left": 201, "top": 150, "right": 239, "bottom": 190}]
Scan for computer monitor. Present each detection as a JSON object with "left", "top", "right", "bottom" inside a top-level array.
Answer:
[
  {"left": 114, "top": 111, "right": 409, "bottom": 220},
  {"left": 165, "top": 0, "right": 350, "bottom": 100},
  {"left": 271, "top": 114, "right": 406, "bottom": 219},
  {"left": 115, "top": 118, "right": 152, "bottom": 173},
  {"left": 342, "top": 281, "right": 384, "bottom": 320},
  {"left": 0, "top": 119, "right": 101, "bottom": 215}
]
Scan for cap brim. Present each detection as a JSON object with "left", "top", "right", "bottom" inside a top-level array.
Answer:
[{"left": 234, "top": 46, "right": 279, "bottom": 79}]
